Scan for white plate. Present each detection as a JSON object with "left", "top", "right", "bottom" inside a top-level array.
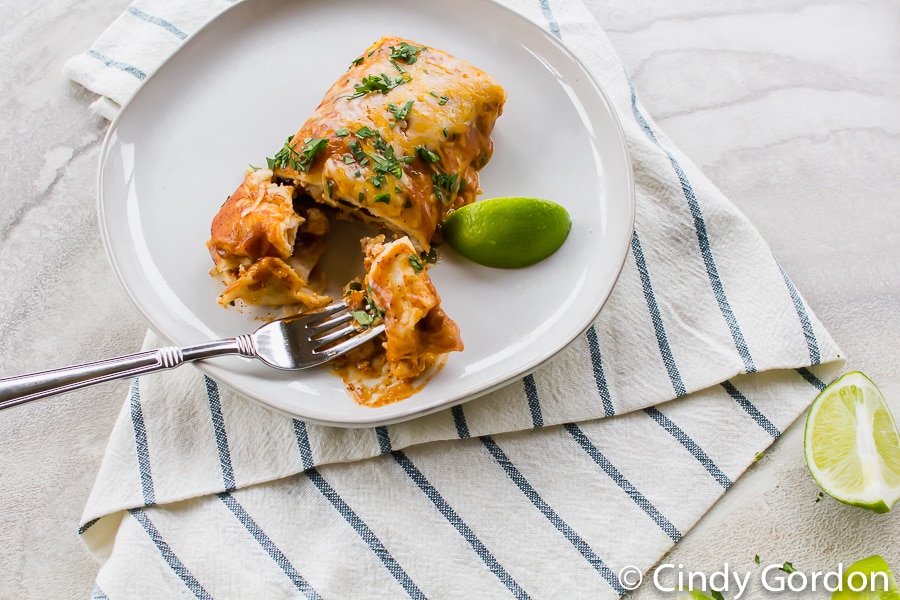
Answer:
[{"left": 98, "top": 0, "right": 635, "bottom": 427}]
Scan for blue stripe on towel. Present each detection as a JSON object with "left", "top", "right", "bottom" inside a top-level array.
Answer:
[
  {"left": 523, "top": 375, "right": 544, "bottom": 428},
  {"left": 631, "top": 230, "right": 687, "bottom": 397},
  {"left": 720, "top": 381, "right": 781, "bottom": 438},
  {"left": 480, "top": 436, "right": 625, "bottom": 594},
  {"left": 86, "top": 49, "right": 146, "bottom": 80},
  {"left": 626, "top": 79, "right": 757, "bottom": 375},
  {"left": 306, "top": 468, "right": 426, "bottom": 599},
  {"left": 91, "top": 583, "right": 108, "bottom": 600},
  {"left": 643, "top": 407, "right": 732, "bottom": 488},
  {"left": 797, "top": 367, "right": 827, "bottom": 391},
  {"left": 564, "top": 424, "right": 681, "bottom": 542},
  {"left": 218, "top": 493, "right": 322, "bottom": 599},
  {"left": 776, "top": 260, "right": 821, "bottom": 365},
  {"left": 585, "top": 325, "right": 615, "bottom": 416},
  {"left": 452, "top": 405, "right": 471, "bottom": 439},
  {"left": 204, "top": 376, "right": 235, "bottom": 491},
  {"left": 129, "top": 378, "right": 156, "bottom": 506},
  {"left": 537, "top": 0, "right": 562, "bottom": 38},
  {"left": 78, "top": 517, "right": 100, "bottom": 536},
  {"left": 392, "top": 451, "right": 530, "bottom": 599},
  {"left": 376, "top": 426, "right": 393, "bottom": 453},
  {"left": 126, "top": 6, "right": 188, "bottom": 39},
  {"left": 129, "top": 508, "right": 212, "bottom": 599},
  {"left": 293, "top": 419, "right": 314, "bottom": 470}
]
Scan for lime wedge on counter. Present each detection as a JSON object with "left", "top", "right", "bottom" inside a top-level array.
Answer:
[
  {"left": 804, "top": 371, "right": 900, "bottom": 513},
  {"left": 442, "top": 196, "right": 571, "bottom": 268},
  {"left": 831, "top": 555, "right": 899, "bottom": 600},
  {"left": 675, "top": 590, "right": 715, "bottom": 600}
]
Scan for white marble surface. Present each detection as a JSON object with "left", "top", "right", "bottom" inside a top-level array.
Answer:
[{"left": 1, "top": 0, "right": 898, "bottom": 597}]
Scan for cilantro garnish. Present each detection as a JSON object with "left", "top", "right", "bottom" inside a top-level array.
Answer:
[
  {"left": 432, "top": 172, "right": 459, "bottom": 203},
  {"left": 438, "top": 95, "right": 449, "bottom": 105},
  {"left": 368, "top": 144, "right": 405, "bottom": 180},
  {"left": 389, "top": 42, "right": 425, "bottom": 64},
  {"left": 350, "top": 73, "right": 411, "bottom": 99},
  {"left": 374, "top": 193, "right": 391, "bottom": 204},
  {"left": 356, "top": 126, "right": 377, "bottom": 138},
  {"left": 352, "top": 310, "right": 374, "bottom": 326},
  {"left": 780, "top": 562, "right": 796, "bottom": 574},
  {"left": 408, "top": 254, "right": 424, "bottom": 273},
  {"left": 335, "top": 128, "right": 349, "bottom": 137},
  {"left": 388, "top": 100, "right": 414, "bottom": 121},
  {"left": 267, "top": 136, "right": 327, "bottom": 172},
  {"left": 349, "top": 56, "right": 364, "bottom": 69},
  {"left": 415, "top": 145, "right": 440, "bottom": 163}
]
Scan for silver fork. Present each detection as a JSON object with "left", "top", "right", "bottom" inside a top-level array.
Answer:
[{"left": 0, "top": 301, "right": 385, "bottom": 410}]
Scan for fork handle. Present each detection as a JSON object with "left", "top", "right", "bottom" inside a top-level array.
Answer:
[{"left": 0, "top": 336, "right": 254, "bottom": 410}]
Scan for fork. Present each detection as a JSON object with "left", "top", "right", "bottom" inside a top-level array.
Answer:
[{"left": 0, "top": 301, "right": 385, "bottom": 410}]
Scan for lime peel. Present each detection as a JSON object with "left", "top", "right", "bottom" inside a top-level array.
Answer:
[
  {"left": 442, "top": 196, "right": 571, "bottom": 269},
  {"left": 831, "top": 555, "right": 899, "bottom": 600},
  {"left": 804, "top": 371, "right": 900, "bottom": 513}
]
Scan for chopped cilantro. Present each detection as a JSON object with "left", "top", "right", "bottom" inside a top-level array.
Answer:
[
  {"left": 368, "top": 144, "right": 405, "bottom": 179},
  {"left": 335, "top": 128, "right": 350, "bottom": 137},
  {"left": 350, "top": 73, "right": 411, "bottom": 99},
  {"left": 267, "top": 136, "right": 327, "bottom": 172},
  {"left": 415, "top": 145, "right": 440, "bottom": 163},
  {"left": 408, "top": 254, "right": 424, "bottom": 273},
  {"left": 388, "top": 100, "right": 414, "bottom": 121},
  {"left": 389, "top": 41, "right": 425, "bottom": 64},
  {"left": 352, "top": 310, "right": 374, "bottom": 326},
  {"left": 348, "top": 140, "right": 366, "bottom": 163},
  {"left": 432, "top": 172, "right": 459, "bottom": 203},
  {"left": 423, "top": 247, "right": 438, "bottom": 264},
  {"left": 349, "top": 56, "right": 364, "bottom": 69},
  {"left": 438, "top": 95, "right": 449, "bottom": 105},
  {"left": 374, "top": 193, "right": 391, "bottom": 203},
  {"left": 429, "top": 90, "right": 439, "bottom": 98},
  {"left": 347, "top": 281, "right": 363, "bottom": 292},
  {"left": 390, "top": 59, "right": 406, "bottom": 74},
  {"left": 780, "top": 562, "right": 796, "bottom": 574},
  {"left": 754, "top": 554, "right": 760, "bottom": 564},
  {"left": 356, "top": 126, "right": 377, "bottom": 138}
]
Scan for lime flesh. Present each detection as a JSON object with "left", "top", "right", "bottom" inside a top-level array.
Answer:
[
  {"left": 442, "top": 196, "right": 571, "bottom": 268},
  {"left": 804, "top": 371, "right": 900, "bottom": 513},
  {"left": 831, "top": 555, "right": 899, "bottom": 600}
]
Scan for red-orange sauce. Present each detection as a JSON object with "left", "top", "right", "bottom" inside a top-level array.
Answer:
[{"left": 332, "top": 353, "right": 447, "bottom": 407}]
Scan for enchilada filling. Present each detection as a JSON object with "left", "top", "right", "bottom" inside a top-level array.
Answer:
[{"left": 207, "top": 36, "right": 505, "bottom": 399}]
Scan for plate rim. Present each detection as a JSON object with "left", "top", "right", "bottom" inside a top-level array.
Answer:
[{"left": 96, "top": 0, "right": 636, "bottom": 427}]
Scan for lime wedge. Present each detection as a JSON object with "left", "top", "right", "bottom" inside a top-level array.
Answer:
[
  {"left": 442, "top": 196, "right": 571, "bottom": 268},
  {"left": 831, "top": 555, "right": 899, "bottom": 600},
  {"left": 804, "top": 371, "right": 900, "bottom": 513}
]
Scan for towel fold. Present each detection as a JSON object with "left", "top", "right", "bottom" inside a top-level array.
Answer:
[{"left": 66, "top": 0, "right": 844, "bottom": 597}]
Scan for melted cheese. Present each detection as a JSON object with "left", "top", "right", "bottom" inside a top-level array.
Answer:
[
  {"left": 364, "top": 236, "right": 463, "bottom": 380},
  {"left": 276, "top": 36, "right": 506, "bottom": 251}
]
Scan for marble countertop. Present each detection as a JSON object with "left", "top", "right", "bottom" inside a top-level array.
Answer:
[{"left": 1, "top": 0, "right": 898, "bottom": 597}]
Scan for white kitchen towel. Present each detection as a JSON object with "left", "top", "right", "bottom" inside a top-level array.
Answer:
[{"left": 67, "top": 0, "right": 845, "bottom": 597}]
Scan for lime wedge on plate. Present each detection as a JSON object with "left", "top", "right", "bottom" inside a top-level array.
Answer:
[
  {"left": 442, "top": 196, "right": 571, "bottom": 268},
  {"left": 804, "top": 371, "right": 900, "bottom": 513},
  {"left": 831, "top": 555, "right": 899, "bottom": 600}
]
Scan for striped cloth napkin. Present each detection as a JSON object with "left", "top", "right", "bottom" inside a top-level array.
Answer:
[{"left": 66, "top": 0, "right": 845, "bottom": 597}]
